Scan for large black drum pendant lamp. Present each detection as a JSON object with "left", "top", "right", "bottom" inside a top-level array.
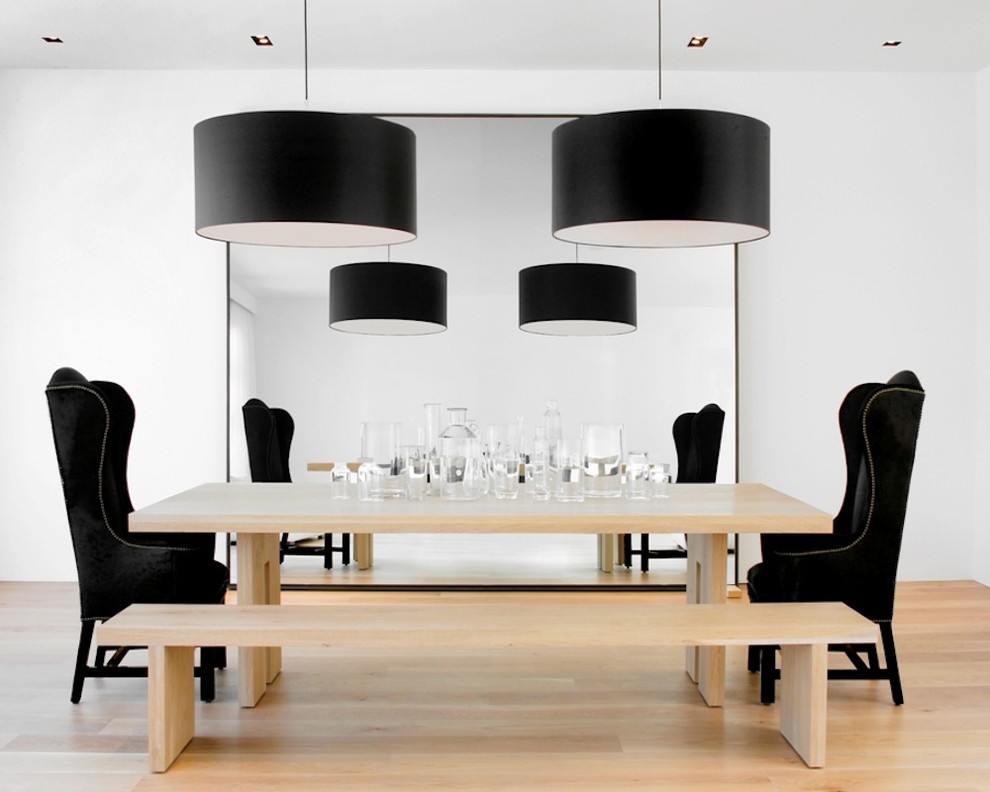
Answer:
[
  {"left": 519, "top": 263, "right": 636, "bottom": 336},
  {"left": 552, "top": 109, "right": 769, "bottom": 248},
  {"left": 195, "top": 111, "right": 416, "bottom": 248},
  {"left": 552, "top": 0, "right": 770, "bottom": 249},
  {"left": 330, "top": 262, "right": 447, "bottom": 335}
]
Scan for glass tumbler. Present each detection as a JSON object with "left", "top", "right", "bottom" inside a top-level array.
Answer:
[
  {"left": 489, "top": 423, "right": 521, "bottom": 500},
  {"left": 556, "top": 439, "right": 584, "bottom": 502},
  {"left": 402, "top": 444, "right": 427, "bottom": 501},
  {"left": 360, "top": 421, "right": 405, "bottom": 498},
  {"left": 330, "top": 462, "right": 349, "bottom": 500},
  {"left": 625, "top": 452, "right": 650, "bottom": 500},
  {"left": 580, "top": 423, "right": 623, "bottom": 498}
]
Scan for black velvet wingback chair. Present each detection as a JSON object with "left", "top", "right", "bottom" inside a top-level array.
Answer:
[
  {"left": 624, "top": 403, "right": 725, "bottom": 571},
  {"left": 46, "top": 367, "right": 228, "bottom": 703},
  {"left": 746, "top": 371, "right": 925, "bottom": 705},
  {"left": 242, "top": 398, "right": 350, "bottom": 567}
]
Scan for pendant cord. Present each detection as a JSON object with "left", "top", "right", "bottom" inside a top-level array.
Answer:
[
  {"left": 657, "top": 0, "right": 662, "bottom": 105},
  {"left": 303, "top": 0, "right": 309, "bottom": 103}
]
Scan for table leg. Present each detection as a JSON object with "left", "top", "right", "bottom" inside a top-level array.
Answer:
[
  {"left": 685, "top": 533, "right": 728, "bottom": 706},
  {"left": 355, "top": 533, "right": 374, "bottom": 570},
  {"left": 235, "top": 532, "right": 281, "bottom": 707},
  {"left": 148, "top": 645, "right": 194, "bottom": 772},
  {"left": 778, "top": 643, "right": 828, "bottom": 767},
  {"left": 597, "top": 533, "right": 616, "bottom": 572}
]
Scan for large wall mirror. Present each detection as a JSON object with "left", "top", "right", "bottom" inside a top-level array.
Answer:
[{"left": 228, "top": 115, "right": 737, "bottom": 588}]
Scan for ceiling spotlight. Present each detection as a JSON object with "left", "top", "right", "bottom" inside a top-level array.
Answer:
[
  {"left": 251, "top": 35, "right": 273, "bottom": 46},
  {"left": 688, "top": 36, "right": 708, "bottom": 48},
  {"left": 882, "top": 40, "right": 902, "bottom": 47},
  {"left": 42, "top": 36, "right": 63, "bottom": 44}
]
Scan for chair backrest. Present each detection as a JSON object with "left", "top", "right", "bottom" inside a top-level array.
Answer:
[
  {"left": 45, "top": 367, "right": 137, "bottom": 618},
  {"left": 672, "top": 403, "right": 725, "bottom": 484},
  {"left": 830, "top": 371, "right": 925, "bottom": 614},
  {"left": 242, "top": 398, "right": 294, "bottom": 483}
]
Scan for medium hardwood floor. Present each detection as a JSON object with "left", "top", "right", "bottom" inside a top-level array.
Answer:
[{"left": 0, "top": 580, "right": 987, "bottom": 791}]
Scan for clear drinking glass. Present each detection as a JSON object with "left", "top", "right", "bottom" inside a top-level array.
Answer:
[
  {"left": 556, "top": 439, "right": 584, "bottom": 502},
  {"left": 402, "top": 444, "right": 427, "bottom": 501},
  {"left": 357, "top": 457, "right": 381, "bottom": 502},
  {"left": 626, "top": 451, "right": 650, "bottom": 500},
  {"left": 580, "top": 423, "right": 623, "bottom": 498},
  {"left": 651, "top": 461, "right": 672, "bottom": 498},
  {"left": 360, "top": 421, "right": 405, "bottom": 498},
  {"left": 330, "top": 462, "right": 349, "bottom": 500},
  {"left": 440, "top": 408, "right": 487, "bottom": 500},
  {"left": 489, "top": 423, "right": 520, "bottom": 500}
]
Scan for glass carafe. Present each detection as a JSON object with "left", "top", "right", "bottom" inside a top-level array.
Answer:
[{"left": 439, "top": 407, "right": 487, "bottom": 500}]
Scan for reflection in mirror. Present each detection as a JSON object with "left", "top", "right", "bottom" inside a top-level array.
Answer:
[{"left": 228, "top": 116, "right": 736, "bottom": 587}]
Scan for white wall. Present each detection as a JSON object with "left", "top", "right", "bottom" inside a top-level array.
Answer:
[
  {"left": 730, "top": 72, "right": 978, "bottom": 581},
  {"left": 0, "top": 65, "right": 985, "bottom": 583},
  {"left": 976, "top": 66, "right": 990, "bottom": 586}
]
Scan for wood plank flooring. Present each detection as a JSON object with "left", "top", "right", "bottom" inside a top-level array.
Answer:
[{"left": 0, "top": 580, "right": 987, "bottom": 791}]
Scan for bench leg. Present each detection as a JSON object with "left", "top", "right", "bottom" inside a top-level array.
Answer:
[
  {"left": 685, "top": 533, "right": 728, "bottom": 706},
  {"left": 778, "top": 643, "right": 827, "bottom": 768},
  {"left": 148, "top": 645, "right": 195, "bottom": 773}
]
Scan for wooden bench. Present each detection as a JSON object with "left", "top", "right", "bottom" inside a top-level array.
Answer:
[{"left": 96, "top": 597, "right": 877, "bottom": 772}]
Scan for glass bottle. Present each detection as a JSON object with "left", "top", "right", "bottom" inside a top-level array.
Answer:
[
  {"left": 543, "top": 399, "right": 563, "bottom": 492},
  {"left": 439, "top": 407, "right": 485, "bottom": 500},
  {"left": 423, "top": 402, "right": 442, "bottom": 495},
  {"left": 527, "top": 426, "right": 550, "bottom": 501}
]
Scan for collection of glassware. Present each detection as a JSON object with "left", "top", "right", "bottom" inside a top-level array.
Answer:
[{"left": 334, "top": 400, "right": 672, "bottom": 503}]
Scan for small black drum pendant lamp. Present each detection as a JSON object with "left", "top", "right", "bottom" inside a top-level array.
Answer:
[
  {"left": 519, "top": 263, "right": 637, "bottom": 336},
  {"left": 195, "top": 111, "right": 417, "bottom": 247},
  {"left": 552, "top": 109, "right": 769, "bottom": 248},
  {"left": 330, "top": 262, "right": 447, "bottom": 335}
]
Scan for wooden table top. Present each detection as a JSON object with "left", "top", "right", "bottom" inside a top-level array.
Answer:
[{"left": 129, "top": 482, "right": 831, "bottom": 536}]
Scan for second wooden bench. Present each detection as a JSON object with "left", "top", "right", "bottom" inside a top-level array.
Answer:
[{"left": 97, "top": 595, "right": 877, "bottom": 772}]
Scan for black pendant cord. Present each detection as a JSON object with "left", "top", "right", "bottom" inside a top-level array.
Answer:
[
  {"left": 657, "top": 0, "right": 662, "bottom": 105},
  {"left": 303, "top": 0, "right": 309, "bottom": 103}
]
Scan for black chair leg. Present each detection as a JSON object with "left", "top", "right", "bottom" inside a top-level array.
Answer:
[
  {"left": 341, "top": 533, "right": 351, "bottom": 566},
  {"left": 71, "top": 621, "right": 95, "bottom": 703},
  {"left": 746, "top": 644, "right": 761, "bottom": 673},
  {"left": 639, "top": 533, "right": 650, "bottom": 572},
  {"left": 759, "top": 646, "right": 777, "bottom": 704},
  {"left": 879, "top": 622, "right": 904, "bottom": 705},
  {"left": 198, "top": 647, "right": 220, "bottom": 702},
  {"left": 323, "top": 534, "right": 334, "bottom": 570}
]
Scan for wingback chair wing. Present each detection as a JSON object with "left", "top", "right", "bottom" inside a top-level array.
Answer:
[
  {"left": 625, "top": 403, "right": 725, "bottom": 572},
  {"left": 242, "top": 398, "right": 350, "bottom": 567},
  {"left": 746, "top": 371, "right": 925, "bottom": 705},
  {"left": 46, "top": 367, "right": 228, "bottom": 703}
]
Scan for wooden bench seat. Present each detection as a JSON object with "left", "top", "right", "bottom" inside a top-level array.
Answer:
[{"left": 96, "top": 596, "right": 877, "bottom": 772}]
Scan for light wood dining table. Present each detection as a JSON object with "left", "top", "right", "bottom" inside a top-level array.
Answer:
[{"left": 129, "top": 481, "right": 831, "bottom": 708}]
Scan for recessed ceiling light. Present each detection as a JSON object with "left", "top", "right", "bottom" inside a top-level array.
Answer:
[
  {"left": 883, "top": 40, "right": 902, "bottom": 47},
  {"left": 251, "top": 35, "right": 273, "bottom": 46},
  {"left": 42, "top": 36, "right": 63, "bottom": 44},
  {"left": 688, "top": 36, "right": 708, "bottom": 48}
]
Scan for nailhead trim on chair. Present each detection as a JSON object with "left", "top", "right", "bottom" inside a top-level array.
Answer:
[
  {"left": 772, "top": 385, "right": 923, "bottom": 560},
  {"left": 47, "top": 383, "right": 203, "bottom": 558}
]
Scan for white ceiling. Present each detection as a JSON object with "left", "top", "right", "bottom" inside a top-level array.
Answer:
[{"left": 4, "top": 0, "right": 990, "bottom": 74}]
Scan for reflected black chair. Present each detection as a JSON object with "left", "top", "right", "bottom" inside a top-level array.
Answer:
[
  {"left": 624, "top": 403, "right": 725, "bottom": 571},
  {"left": 746, "top": 371, "right": 925, "bottom": 705},
  {"left": 242, "top": 398, "right": 350, "bottom": 567},
  {"left": 46, "top": 367, "right": 228, "bottom": 703}
]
